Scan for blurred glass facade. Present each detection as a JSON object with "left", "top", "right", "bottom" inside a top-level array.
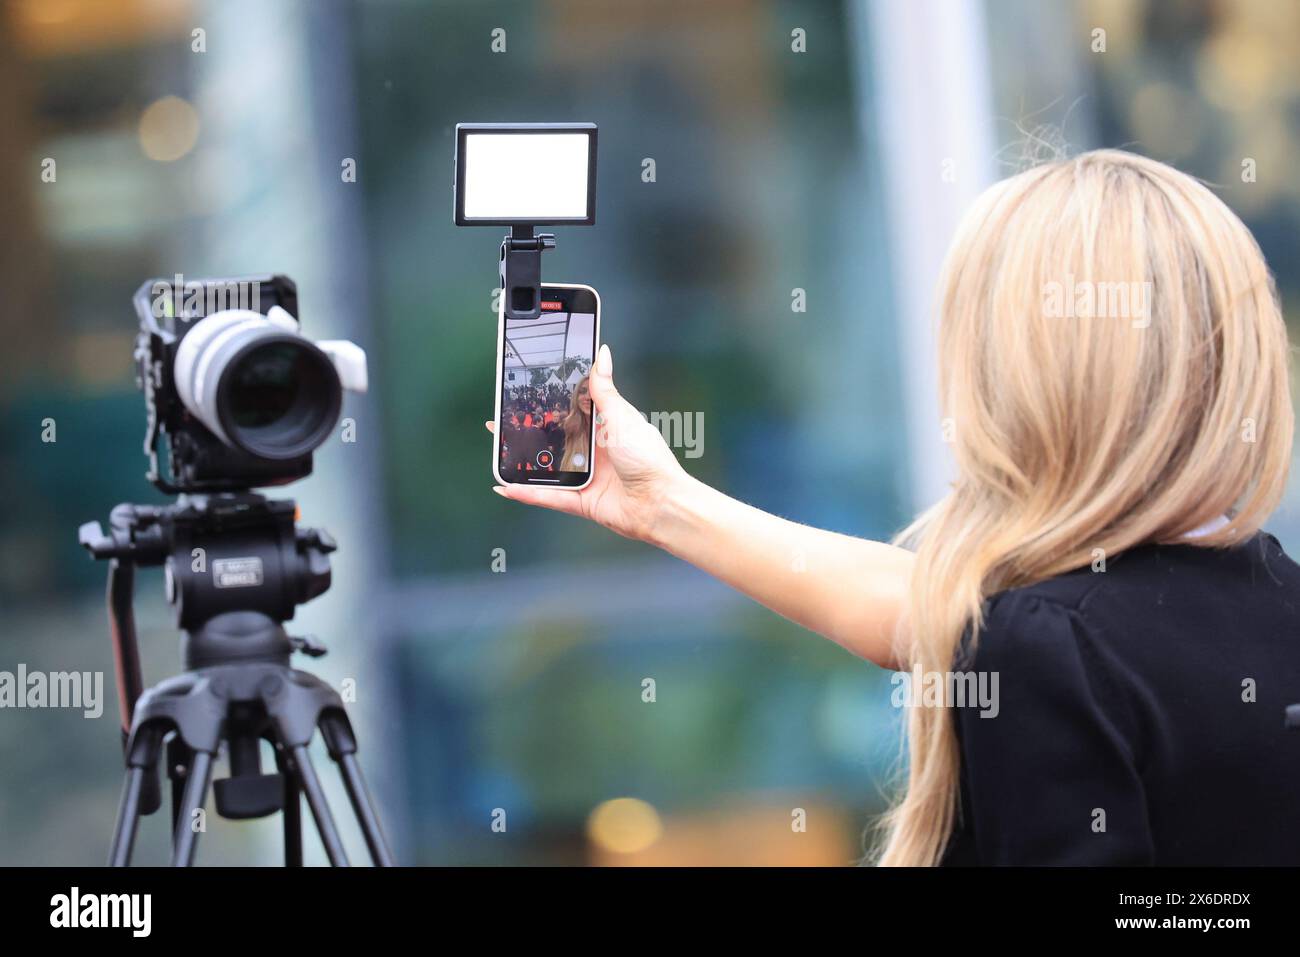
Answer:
[{"left": 0, "top": 0, "right": 1297, "bottom": 865}]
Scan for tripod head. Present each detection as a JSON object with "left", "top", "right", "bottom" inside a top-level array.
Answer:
[{"left": 79, "top": 493, "right": 336, "bottom": 733}]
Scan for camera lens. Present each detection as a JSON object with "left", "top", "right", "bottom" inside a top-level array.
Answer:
[
  {"left": 221, "top": 339, "right": 340, "bottom": 458},
  {"left": 228, "top": 343, "right": 302, "bottom": 429},
  {"left": 173, "top": 310, "right": 342, "bottom": 461}
]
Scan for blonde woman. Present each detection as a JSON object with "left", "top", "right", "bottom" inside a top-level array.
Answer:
[
  {"left": 488, "top": 150, "right": 1299, "bottom": 865},
  {"left": 558, "top": 375, "right": 593, "bottom": 472}
]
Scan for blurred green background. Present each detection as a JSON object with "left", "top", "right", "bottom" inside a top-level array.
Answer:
[{"left": 1, "top": 0, "right": 1298, "bottom": 865}]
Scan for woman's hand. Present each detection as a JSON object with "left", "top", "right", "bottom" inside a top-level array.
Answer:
[{"left": 490, "top": 344, "right": 689, "bottom": 543}]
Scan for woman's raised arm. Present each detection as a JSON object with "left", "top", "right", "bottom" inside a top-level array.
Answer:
[{"left": 490, "top": 344, "right": 912, "bottom": 669}]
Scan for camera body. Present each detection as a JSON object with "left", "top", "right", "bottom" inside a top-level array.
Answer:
[{"left": 134, "top": 274, "right": 365, "bottom": 494}]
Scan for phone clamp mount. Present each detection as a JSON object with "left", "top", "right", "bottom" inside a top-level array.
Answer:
[
  {"left": 500, "top": 226, "right": 556, "bottom": 320},
  {"left": 453, "top": 122, "right": 597, "bottom": 320},
  {"left": 79, "top": 493, "right": 394, "bottom": 867}
]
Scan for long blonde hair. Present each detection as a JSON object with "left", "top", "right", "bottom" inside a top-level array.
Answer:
[
  {"left": 560, "top": 374, "right": 593, "bottom": 471},
  {"left": 877, "top": 149, "right": 1293, "bottom": 866}
]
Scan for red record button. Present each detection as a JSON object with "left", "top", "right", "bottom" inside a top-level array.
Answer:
[{"left": 536, "top": 450, "right": 554, "bottom": 468}]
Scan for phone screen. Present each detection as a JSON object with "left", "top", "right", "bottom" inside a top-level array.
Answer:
[{"left": 496, "top": 284, "right": 599, "bottom": 488}]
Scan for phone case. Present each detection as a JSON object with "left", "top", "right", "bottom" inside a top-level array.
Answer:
[{"left": 492, "top": 282, "right": 601, "bottom": 492}]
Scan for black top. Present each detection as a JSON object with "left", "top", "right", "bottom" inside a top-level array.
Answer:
[{"left": 941, "top": 532, "right": 1300, "bottom": 866}]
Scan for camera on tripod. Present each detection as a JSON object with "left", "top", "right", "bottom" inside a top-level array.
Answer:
[
  {"left": 79, "top": 274, "right": 392, "bottom": 867},
  {"left": 134, "top": 273, "right": 367, "bottom": 493}
]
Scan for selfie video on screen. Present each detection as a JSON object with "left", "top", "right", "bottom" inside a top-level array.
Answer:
[{"left": 499, "top": 306, "right": 595, "bottom": 475}]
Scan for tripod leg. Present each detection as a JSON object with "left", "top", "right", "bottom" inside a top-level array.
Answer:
[
  {"left": 319, "top": 711, "right": 394, "bottom": 866},
  {"left": 109, "top": 722, "right": 166, "bottom": 867},
  {"left": 170, "top": 749, "right": 214, "bottom": 866},
  {"left": 290, "top": 745, "right": 350, "bottom": 866},
  {"left": 336, "top": 752, "right": 395, "bottom": 866},
  {"left": 275, "top": 746, "right": 303, "bottom": 867},
  {"left": 108, "top": 767, "right": 146, "bottom": 867}
]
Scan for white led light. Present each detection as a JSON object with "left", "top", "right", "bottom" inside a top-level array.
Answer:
[{"left": 462, "top": 132, "right": 590, "bottom": 221}]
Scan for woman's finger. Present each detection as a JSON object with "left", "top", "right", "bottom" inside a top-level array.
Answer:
[
  {"left": 588, "top": 344, "right": 621, "bottom": 411},
  {"left": 484, "top": 420, "right": 496, "bottom": 434},
  {"left": 588, "top": 344, "right": 641, "bottom": 448},
  {"left": 492, "top": 483, "right": 586, "bottom": 516}
]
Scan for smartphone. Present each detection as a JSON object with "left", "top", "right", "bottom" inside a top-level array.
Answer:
[{"left": 493, "top": 282, "right": 600, "bottom": 490}]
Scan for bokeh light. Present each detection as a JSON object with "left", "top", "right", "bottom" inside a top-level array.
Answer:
[
  {"left": 138, "top": 95, "right": 200, "bottom": 162},
  {"left": 586, "top": 798, "right": 664, "bottom": 855}
]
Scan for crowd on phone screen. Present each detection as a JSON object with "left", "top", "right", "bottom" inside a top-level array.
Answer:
[{"left": 500, "top": 375, "right": 593, "bottom": 474}]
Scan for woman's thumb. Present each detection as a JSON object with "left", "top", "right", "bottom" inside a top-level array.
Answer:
[
  {"left": 589, "top": 343, "right": 643, "bottom": 453},
  {"left": 589, "top": 344, "right": 627, "bottom": 415}
]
